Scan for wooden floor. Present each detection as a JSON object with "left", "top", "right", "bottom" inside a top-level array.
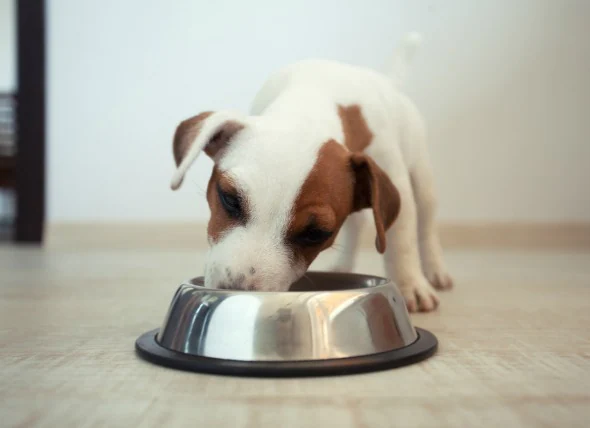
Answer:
[{"left": 1, "top": 241, "right": 590, "bottom": 427}]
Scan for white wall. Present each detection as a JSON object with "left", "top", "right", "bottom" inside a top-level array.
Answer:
[
  {"left": 47, "top": 0, "right": 590, "bottom": 223},
  {"left": 0, "top": 0, "right": 15, "bottom": 92}
]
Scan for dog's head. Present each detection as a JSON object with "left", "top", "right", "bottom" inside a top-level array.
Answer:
[{"left": 171, "top": 111, "right": 400, "bottom": 291}]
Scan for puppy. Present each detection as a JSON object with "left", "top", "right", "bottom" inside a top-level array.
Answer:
[{"left": 170, "top": 33, "right": 452, "bottom": 312}]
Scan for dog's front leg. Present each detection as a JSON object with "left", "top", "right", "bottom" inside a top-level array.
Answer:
[{"left": 383, "top": 175, "right": 439, "bottom": 312}]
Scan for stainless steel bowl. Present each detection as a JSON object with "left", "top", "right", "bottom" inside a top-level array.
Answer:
[{"left": 136, "top": 272, "right": 437, "bottom": 377}]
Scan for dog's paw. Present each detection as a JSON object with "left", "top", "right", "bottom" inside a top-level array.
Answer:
[
  {"left": 422, "top": 247, "right": 454, "bottom": 291},
  {"left": 398, "top": 277, "right": 440, "bottom": 313},
  {"left": 423, "top": 259, "right": 454, "bottom": 291},
  {"left": 427, "top": 270, "right": 454, "bottom": 291}
]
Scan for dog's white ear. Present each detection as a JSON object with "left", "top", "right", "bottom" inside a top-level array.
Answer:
[{"left": 171, "top": 110, "right": 245, "bottom": 190}]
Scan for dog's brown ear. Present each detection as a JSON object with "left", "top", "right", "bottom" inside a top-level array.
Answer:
[
  {"left": 350, "top": 153, "right": 401, "bottom": 253},
  {"left": 171, "top": 111, "right": 245, "bottom": 190}
]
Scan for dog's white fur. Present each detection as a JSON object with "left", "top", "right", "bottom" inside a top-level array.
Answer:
[{"left": 172, "top": 33, "right": 452, "bottom": 311}]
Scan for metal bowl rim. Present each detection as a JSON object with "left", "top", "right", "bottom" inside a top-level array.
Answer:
[{"left": 179, "top": 271, "right": 393, "bottom": 295}]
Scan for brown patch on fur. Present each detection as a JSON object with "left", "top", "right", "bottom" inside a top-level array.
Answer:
[
  {"left": 338, "top": 104, "right": 400, "bottom": 252},
  {"left": 286, "top": 139, "right": 401, "bottom": 264},
  {"left": 338, "top": 104, "right": 373, "bottom": 152},
  {"left": 350, "top": 153, "right": 401, "bottom": 253},
  {"left": 206, "top": 167, "right": 247, "bottom": 243},
  {"left": 287, "top": 140, "right": 355, "bottom": 266},
  {"left": 173, "top": 112, "right": 244, "bottom": 165}
]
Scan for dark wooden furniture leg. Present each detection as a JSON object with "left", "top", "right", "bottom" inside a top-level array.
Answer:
[{"left": 15, "top": 0, "right": 46, "bottom": 243}]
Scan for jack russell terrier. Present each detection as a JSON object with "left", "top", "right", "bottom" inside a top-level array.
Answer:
[{"left": 170, "top": 33, "right": 452, "bottom": 312}]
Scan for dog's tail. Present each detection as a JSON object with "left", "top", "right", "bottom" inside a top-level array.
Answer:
[{"left": 386, "top": 32, "right": 423, "bottom": 87}]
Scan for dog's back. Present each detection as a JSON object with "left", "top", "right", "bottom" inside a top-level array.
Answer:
[{"left": 250, "top": 37, "right": 427, "bottom": 171}]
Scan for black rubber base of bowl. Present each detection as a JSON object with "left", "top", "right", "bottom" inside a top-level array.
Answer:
[{"left": 135, "top": 328, "right": 438, "bottom": 378}]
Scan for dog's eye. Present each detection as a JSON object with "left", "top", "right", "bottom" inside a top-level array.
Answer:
[
  {"left": 217, "top": 185, "right": 243, "bottom": 220},
  {"left": 294, "top": 226, "right": 333, "bottom": 247}
]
